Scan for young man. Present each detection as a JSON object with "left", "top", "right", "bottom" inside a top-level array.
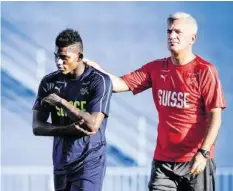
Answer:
[
  {"left": 85, "top": 12, "right": 226, "bottom": 191},
  {"left": 32, "top": 29, "right": 112, "bottom": 191}
]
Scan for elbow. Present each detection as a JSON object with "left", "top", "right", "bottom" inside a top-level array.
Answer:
[
  {"left": 79, "top": 116, "right": 99, "bottom": 134},
  {"left": 33, "top": 129, "right": 38, "bottom": 136},
  {"left": 88, "top": 120, "right": 99, "bottom": 134},
  {"left": 218, "top": 119, "right": 222, "bottom": 126},
  {"left": 33, "top": 127, "right": 40, "bottom": 136},
  {"left": 32, "top": 124, "right": 41, "bottom": 136},
  {"left": 84, "top": 117, "right": 98, "bottom": 134},
  {"left": 90, "top": 127, "right": 98, "bottom": 134},
  {"left": 88, "top": 124, "right": 99, "bottom": 134},
  {"left": 219, "top": 118, "right": 222, "bottom": 124},
  {"left": 218, "top": 119, "right": 222, "bottom": 129}
]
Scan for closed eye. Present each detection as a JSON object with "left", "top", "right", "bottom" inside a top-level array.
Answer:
[
  {"left": 54, "top": 53, "right": 68, "bottom": 60},
  {"left": 167, "top": 29, "right": 172, "bottom": 34},
  {"left": 167, "top": 29, "right": 183, "bottom": 34}
]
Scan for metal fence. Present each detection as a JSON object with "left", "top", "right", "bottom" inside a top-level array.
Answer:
[{"left": 2, "top": 166, "right": 233, "bottom": 191}]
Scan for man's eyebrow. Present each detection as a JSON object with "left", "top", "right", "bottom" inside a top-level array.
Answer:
[
  {"left": 167, "top": 28, "right": 182, "bottom": 32},
  {"left": 54, "top": 52, "right": 69, "bottom": 58}
]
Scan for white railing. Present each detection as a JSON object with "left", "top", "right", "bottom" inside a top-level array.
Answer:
[{"left": 2, "top": 166, "right": 233, "bottom": 191}]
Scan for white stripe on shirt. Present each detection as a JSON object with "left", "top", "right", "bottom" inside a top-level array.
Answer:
[
  {"left": 206, "top": 65, "right": 224, "bottom": 107},
  {"left": 104, "top": 80, "right": 112, "bottom": 112},
  {"left": 93, "top": 71, "right": 106, "bottom": 113}
]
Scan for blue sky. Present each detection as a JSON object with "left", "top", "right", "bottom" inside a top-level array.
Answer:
[{"left": 2, "top": 1, "right": 233, "bottom": 166}]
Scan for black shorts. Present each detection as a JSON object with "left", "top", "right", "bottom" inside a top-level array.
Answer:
[
  {"left": 54, "top": 154, "right": 106, "bottom": 191},
  {"left": 148, "top": 159, "right": 216, "bottom": 191}
]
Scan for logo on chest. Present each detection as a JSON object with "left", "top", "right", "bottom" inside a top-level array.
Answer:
[
  {"left": 160, "top": 74, "right": 168, "bottom": 81},
  {"left": 80, "top": 87, "right": 89, "bottom": 95},
  {"left": 185, "top": 72, "right": 199, "bottom": 86},
  {"left": 54, "top": 86, "right": 63, "bottom": 93},
  {"left": 158, "top": 89, "right": 190, "bottom": 108},
  {"left": 55, "top": 100, "right": 87, "bottom": 117}
]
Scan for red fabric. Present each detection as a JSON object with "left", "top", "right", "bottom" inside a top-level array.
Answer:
[{"left": 122, "top": 56, "right": 226, "bottom": 162}]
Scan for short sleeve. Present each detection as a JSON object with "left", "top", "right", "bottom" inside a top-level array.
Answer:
[
  {"left": 32, "top": 78, "right": 51, "bottom": 112},
  {"left": 87, "top": 72, "right": 113, "bottom": 117},
  {"left": 200, "top": 65, "right": 226, "bottom": 112},
  {"left": 121, "top": 63, "right": 152, "bottom": 95}
]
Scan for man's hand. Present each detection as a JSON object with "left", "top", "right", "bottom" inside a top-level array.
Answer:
[
  {"left": 190, "top": 152, "right": 208, "bottom": 175},
  {"left": 42, "top": 93, "right": 63, "bottom": 107},
  {"left": 70, "top": 121, "right": 96, "bottom": 136},
  {"left": 83, "top": 58, "right": 103, "bottom": 72},
  {"left": 83, "top": 58, "right": 129, "bottom": 93}
]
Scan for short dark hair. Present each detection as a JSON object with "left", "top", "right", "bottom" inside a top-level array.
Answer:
[{"left": 55, "top": 28, "right": 83, "bottom": 50}]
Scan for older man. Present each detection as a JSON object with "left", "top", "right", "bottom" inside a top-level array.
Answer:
[{"left": 86, "top": 12, "right": 226, "bottom": 191}]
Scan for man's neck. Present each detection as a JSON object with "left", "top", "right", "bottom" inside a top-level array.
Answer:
[
  {"left": 68, "top": 61, "right": 86, "bottom": 79},
  {"left": 171, "top": 50, "right": 196, "bottom": 66}
]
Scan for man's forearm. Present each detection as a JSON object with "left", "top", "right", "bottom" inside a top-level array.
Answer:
[
  {"left": 201, "top": 109, "right": 222, "bottom": 151},
  {"left": 60, "top": 99, "right": 95, "bottom": 131},
  {"left": 33, "top": 121, "right": 90, "bottom": 136}
]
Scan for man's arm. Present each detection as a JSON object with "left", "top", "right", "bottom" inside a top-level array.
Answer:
[
  {"left": 32, "top": 110, "right": 93, "bottom": 136},
  {"left": 200, "top": 108, "right": 222, "bottom": 150},
  {"left": 41, "top": 94, "right": 105, "bottom": 133},
  {"left": 200, "top": 65, "right": 226, "bottom": 150},
  {"left": 58, "top": 72, "right": 112, "bottom": 133},
  {"left": 84, "top": 59, "right": 152, "bottom": 95},
  {"left": 191, "top": 108, "right": 222, "bottom": 175},
  {"left": 84, "top": 59, "right": 129, "bottom": 92},
  {"left": 60, "top": 98, "right": 105, "bottom": 133},
  {"left": 32, "top": 77, "right": 93, "bottom": 136},
  {"left": 191, "top": 65, "right": 226, "bottom": 175}
]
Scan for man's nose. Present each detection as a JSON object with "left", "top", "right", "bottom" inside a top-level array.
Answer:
[
  {"left": 56, "top": 58, "right": 64, "bottom": 66},
  {"left": 168, "top": 31, "right": 177, "bottom": 40}
]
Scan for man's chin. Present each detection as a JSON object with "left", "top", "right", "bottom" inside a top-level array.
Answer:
[
  {"left": 168, "top": 47, "right": 180, "bottom": 54},
  {"left": 59, "top": 70, "right": 69, "bottom": 75}
]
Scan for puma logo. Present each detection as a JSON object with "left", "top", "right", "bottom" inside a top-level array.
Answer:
[
  {"left": 160, "top": 74, "right": 167, "bottom": 81},
  {"left": 82, "top": 81, "right": 90, "bottom": 86},
  {"left": 54, "top": 86, "right": 62, "bottom": 93}
]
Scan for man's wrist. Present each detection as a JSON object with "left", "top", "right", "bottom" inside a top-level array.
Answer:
[
  {"left": 198, "top": 148, "right": 210, "bottom": 159},
  {"left": 59, "top": 98, "right": 65, "bottom": 106},
  {"left": 200, "top": 145, "right": 211, "bottom": 150}
]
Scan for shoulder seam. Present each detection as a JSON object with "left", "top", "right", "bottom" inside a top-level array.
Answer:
[
  {"left": 92, "top": 71, "right": 112, "bottom": 113},
  {"left": 197, "top": 58, "right": 216, "bottom": 84}
]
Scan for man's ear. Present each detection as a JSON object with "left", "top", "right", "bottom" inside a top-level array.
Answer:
[{"left": 79, "top": 53, "right": 83, "bottom": 60}]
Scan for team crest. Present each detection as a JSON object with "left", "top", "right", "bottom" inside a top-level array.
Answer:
[
  {"left": 185, "top": 72, "right": 199, "bottom": 86},
  {"left": 80, "top": 87, "right": 89, "bottom": 95}
]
